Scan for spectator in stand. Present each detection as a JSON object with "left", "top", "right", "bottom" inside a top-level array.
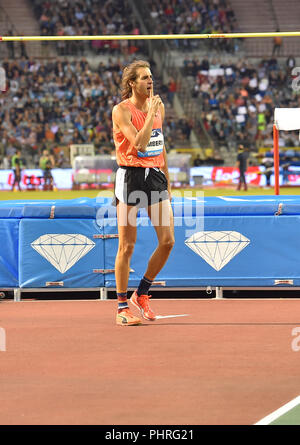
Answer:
[
  {"left": 7, "top": 29, "right": 15, "bottom": 59},
  {"left": 19, "top": 33, "right": 28, "bottom": 59},
  {"left": 167, "top": 77, "right": 177, "bottom": 105},
  {"left": 44, "top": 123, "right": 55, "bottom": 144},
  {"left": 272, "top": 30, "right": 282, "bottom": 56},
  {"left": 286, "top": 55, "right": 296, "bottom": 76}
]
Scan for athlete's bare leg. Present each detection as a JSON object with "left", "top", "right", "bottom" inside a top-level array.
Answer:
[
  {"left": 115, "top": 201, "right": 138, "bottom": 293},
  {"left": 144, "top": 199, "right": 175, "bottom": 280}
]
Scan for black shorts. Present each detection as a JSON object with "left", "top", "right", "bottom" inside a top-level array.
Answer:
[
  {"left": 43, "top": 169, "right": 53, "bottom": 179},
  {"left": 113, "top": 166, "right": 169, "bottom": 208}
]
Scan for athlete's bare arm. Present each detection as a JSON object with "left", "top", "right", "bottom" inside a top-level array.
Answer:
[{"left": 159, "top": 103, "right": 172, "bottom": 200}]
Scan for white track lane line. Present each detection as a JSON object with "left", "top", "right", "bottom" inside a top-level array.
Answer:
[
  {"left": 155, "top": 314, "right": 190, "bottom": 319},
  {"left": 254, "top": 395, "right": 300, "bottom": 425}
]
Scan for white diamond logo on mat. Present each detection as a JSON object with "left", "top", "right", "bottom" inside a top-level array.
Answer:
[
  {"left": 31, "top": 234, "right": 95, "bottom": 273},
  {"left": 185, "top": 231, "right": 250, "bottom": 271}
]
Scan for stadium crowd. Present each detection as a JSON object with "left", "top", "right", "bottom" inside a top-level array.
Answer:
[
  {"left": 0, "top": 57, "right": 117, "bottom": 168},
  {"left": 29, "top": 0, "right": 239, "bottom": 56},
  {"left": 30, "top": 0, "right": 147, "bottom": 56},
  {"left": 1, "top": 0, "right": 299, "bottom": 175},
  {"left": 144, "top": 0, "right": 239, "bottom": 53},
  {"left": 0, "top": 0, "right": 241, "bottom": 170},
  {"left": 183, "top": 55, "right": 300, "bottom": 151},
  {"left": 0, "top": 57, "right": 192, "bottom": 169}
]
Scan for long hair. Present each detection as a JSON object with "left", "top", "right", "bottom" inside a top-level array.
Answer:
[{"left": 121, "top": 60, "right": 150, "bottom": 100}]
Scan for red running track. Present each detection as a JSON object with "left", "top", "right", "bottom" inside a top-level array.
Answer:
[{"left": 0, "top": 298, "right": 299, "bottom": 425}]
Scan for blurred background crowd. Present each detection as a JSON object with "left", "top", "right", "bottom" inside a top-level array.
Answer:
[{"left": 0, "top": 0, "right": 300, "bottom": 176}]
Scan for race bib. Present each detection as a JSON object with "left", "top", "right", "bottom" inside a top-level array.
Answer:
[{"left": 138, "top": 128, "right": 164, "bottom": 157}]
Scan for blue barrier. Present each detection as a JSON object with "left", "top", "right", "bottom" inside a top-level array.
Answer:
[
  {"left": 0, "top": 195, "right": 300, "bottom": 297},
  {"left": 0, "top": 219, "right": 19, "bottom": 287}
]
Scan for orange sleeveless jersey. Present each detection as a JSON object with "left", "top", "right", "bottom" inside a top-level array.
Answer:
[{"left": 113, "top": 99, "right": 165, "bottom": 168}]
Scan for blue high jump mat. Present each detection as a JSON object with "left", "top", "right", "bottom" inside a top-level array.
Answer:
[{"left": 0, "top": 195, "right": 300, "bottom": 289}]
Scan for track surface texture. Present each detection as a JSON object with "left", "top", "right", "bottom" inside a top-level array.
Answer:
[{"left": 0, "top": 298, "right": 299, "bottom": 425}]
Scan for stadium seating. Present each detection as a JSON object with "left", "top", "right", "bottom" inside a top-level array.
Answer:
[
  {"left": 1, "top": 0, "right": 300, "bottom": 172},
  {"left": 0, "top": 57, "right": 193, "bottom": 169},
  {"left": 182, "top": 55, "right": 300, "bottom": 155}
]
